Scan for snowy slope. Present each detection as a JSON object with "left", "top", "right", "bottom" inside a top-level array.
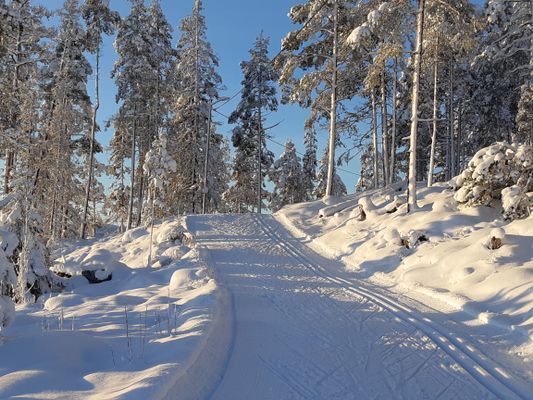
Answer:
[
  {"left": 0, "top": 219, "right": 230, "bottom": 400},
  {"left": 276, "top": 183, "right": 532, "bottom": 380}
]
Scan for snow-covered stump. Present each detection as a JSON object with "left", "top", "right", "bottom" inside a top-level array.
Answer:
[{"left": 486, "top": 228, "right": 505, "bottom": 250}]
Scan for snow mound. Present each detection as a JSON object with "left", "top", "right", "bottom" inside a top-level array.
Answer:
[
  {"left": 44, "top": 293, "right": 83, "bottom": 311},
  {"left": 169, "top": 268, "right": 209, "bottom": 291},
  {"left": 161, "top": 245, "right": 190, "bottom": 260},
  {"left": 1, "top": 216, "right": 226, "bottom": 399},
  {"left": 121, "top": 226, "right": 147, "bottom": 243},
  {"left": 156, "top": 222, "right": 187, "bottom": 245}
]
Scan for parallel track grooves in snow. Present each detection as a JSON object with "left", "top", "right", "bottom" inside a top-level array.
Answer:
[{"left": 255, "top": 214, "right": 530, "bottom": 400}]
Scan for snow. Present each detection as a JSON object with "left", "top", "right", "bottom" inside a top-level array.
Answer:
[
  {"left": 276, "top": 183, "right": 533, "bottom": 384},
  {"left": 346, "top": 24, "right": 371, "bottom": 46},
  {"left": 0, "top": 219, "right": 229, "bottom": 399},
  {"left": 1, "top": 191, "right": 532, "bottom": 398},
  {"left": 186, "top": 213, "right": 531, "bottom": 399}
]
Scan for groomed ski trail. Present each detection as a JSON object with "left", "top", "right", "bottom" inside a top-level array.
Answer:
[{"left": 186, "top": 214, "right": 531, "bottom": 400}]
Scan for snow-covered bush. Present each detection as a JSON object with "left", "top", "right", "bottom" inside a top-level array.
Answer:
[
  {"left": 0, "top": 176, "right": 54, "bottom": 303},
  {"left": 453, "top": 142, "right": 532, "bottom": 220},
  {"left": 156, "top": 222, "right": 187, "bottom": 245},
  {"left": 501, "top": 177, "right": 530, "bottom": 221}
]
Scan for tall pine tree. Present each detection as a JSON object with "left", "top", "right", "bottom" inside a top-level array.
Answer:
[{"left": 227, "top": 33, "right": 277, "bottom": 213}]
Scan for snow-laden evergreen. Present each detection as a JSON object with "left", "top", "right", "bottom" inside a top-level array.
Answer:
[
  {"left": 226, "top": 33, "right": 277, "bottom": 213},
  {"left": 453, "top": 142, "right": 532, "bottom": 220},
  {"left": 269, "top": 140, "right": 306, "bottom": 212},
  {"left": 170, "top": 0, "right": 225, "bottom": 215},
  {"left": 142, "top": 130, "right": 177, "bottom": 223},
  {"left": 302, "top": 127, "right": 317, "bottom": 200}
]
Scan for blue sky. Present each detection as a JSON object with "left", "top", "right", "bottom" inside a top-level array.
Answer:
[{"left": 40, "top": 0, "right": 364, "bottom": 190}]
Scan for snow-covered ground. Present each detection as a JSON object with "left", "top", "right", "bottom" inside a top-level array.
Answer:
[
  {"left": 188, "top": 213, "right": 531, "bottom": 399},
  {"left": 1, "top": 186, "right": 531, "bottom": 399},
  {"left": 0, "top": 219, "right": 230, "bottom": 400},
  {"left": 276, "top": 183, "right": 532, "bottom": 381}
]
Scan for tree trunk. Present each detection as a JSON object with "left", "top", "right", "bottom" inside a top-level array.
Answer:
[
  {"left": 257, "top": 69, "right": 263, "bottom": 213},
  {"left": 381, "top": 71, "right": 389, "bottom": 185},
  {"left": 456, "top": 100, "right": 462, "bottom": 172},
  {"left": 80, "top": 47, "right": 100, "bottom": 239},
  {"left": 390, "top": 57, "right": 398, "bottom": 183},
  {"left": 428, "top": 53, "right": 439, "bottom": 187},
  {"left": 407, "top": 0, "right": 426, "bottom": 212},
  {"left": 325, "top": 0, "right": 338, "bottom": 197},
  {"left": 371, "top": 89, "right": 379, "bottom": 189},
  {"left": 126, "top": 105, "right": 137, "bottom": 230},
  {"left": 136, "top": 169, "right": 144, "bottom": 227},
  {"left": 3, "top": 151, "right": 14, "bottom": 194},
  {"left": 202, "top": 102, "right": 213, "bottom": 214},
  {"left": 192, "top": 1, "right": 200, "bottom": 214},
  {"left": 49, "top": 192, "right": 57, "bottom": 239},
  {"left": 448, "top": 61, "right": 455, "bottom": 179}
]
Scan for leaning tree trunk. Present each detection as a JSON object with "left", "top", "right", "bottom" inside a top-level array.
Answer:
[
  {"left": 407, "top": 0, "right": 426, "bottom": 212},
  {"left": 428, "top": 50, "right": 439, "bottom": 187},
  {"left": 325, "top": 0, "right": 338, "bottom": 197},
  {"left": 80, "top": 47, "right": 100, "bottom": 239},
  {"left": 371, "top": 89, "right": 379, "bottom": 189},
  {"left": 381, "top": 70, "right": 390, "bottom": 185}
]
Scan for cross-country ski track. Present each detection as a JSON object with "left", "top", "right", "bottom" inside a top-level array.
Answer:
[{"left": 186, "top": 214, "right": 531, "bottom": 400}]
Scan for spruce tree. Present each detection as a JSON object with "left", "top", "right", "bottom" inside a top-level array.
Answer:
[
  {"left": 41, "top": 0, "right": 92, "bottom": 239},
  {"left": 171, "top": 0, "right": 224, "bottom": 214},
  {"left": 228, "top": 33, "right": 277, "bottom": 213},
  {"left": 302, "top": 126, "right": 317, "bottom": 200},
  {"left": 270, "top": 140, "right": 305, "bottom": 212}
]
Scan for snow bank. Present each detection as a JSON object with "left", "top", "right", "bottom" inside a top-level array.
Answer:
[
  {"left": 0, "top": 218, "right": 229, "bottom": 399},
  {"left": 276, "top": 183, "right": 532, "bottom": 353}
]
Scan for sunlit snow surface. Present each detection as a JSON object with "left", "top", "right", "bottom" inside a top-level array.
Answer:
[{"left": 1, "top": 185, "right": 531, "bottom": 399}]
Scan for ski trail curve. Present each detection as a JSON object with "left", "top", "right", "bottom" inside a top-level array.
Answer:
[
  {"left": 256, "top": 214, "right": 531, "bottom": 400},
  {"left": 186, "top": 214, "right": 527, "bottom": 400}
]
